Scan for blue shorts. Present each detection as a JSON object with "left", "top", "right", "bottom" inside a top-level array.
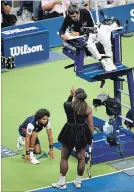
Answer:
[{"left": 19, "top": 127, "right": 40, "bottom": 145}]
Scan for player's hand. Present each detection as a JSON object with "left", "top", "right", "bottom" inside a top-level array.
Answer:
[
  {"left": 25, "top": 155, "right": 30, "bottom": 163},
  {"left": 70, "top": 86, "right": 75, "bottom": 96},
  {"left": 61, "top": 34, "right": 69, "bottom": 41},
  {"left": 48, "top": 150, "right": 54, "bottom": 159},
  {"left": 71, "top": 32, "right": 80, "bottom": 36},
  {"left": 2, "top": 3, "right": 11, "bottom": 14}
]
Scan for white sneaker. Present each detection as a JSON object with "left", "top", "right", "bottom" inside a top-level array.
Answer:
[
  {"left": 17, "top": 136, "right": 25, "bottom": 150},
  {"left": 30, "top": 156, "right": 40, "bottom": 165},
  {"left": 106, "top": 58, "right": 117, "bottom": 71},
  {"left": 74, "top": 181, "right": 82, "bottom": 189},
  {"left": 101, "top": 59, "right": 113, "bottom": 72},
  {"left": 52, "top": 182, "right": 67, "bottom": 190}
]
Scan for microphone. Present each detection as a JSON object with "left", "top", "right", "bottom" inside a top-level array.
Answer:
[
  {"left": 100, "top": 10, "right": 104, "bottom": 17},
  {"left": 121, "top": 19, "right": 133, "bottom": 37},
  {"left": 125, "top": 20, "right": 129, "bottom": 32},
  {"left": 100, "top": 10, "right": 109, "bottom": 20},
  {"left": 126, "top": 20, "right": 129, "bottom": 25}
]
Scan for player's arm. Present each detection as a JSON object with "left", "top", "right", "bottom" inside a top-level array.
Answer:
[
  {"left": 87, "top": 108, "right": 94, "bottom": 134},
  {"left": 1, "top": 1, "right": 12, "bottom": 14},
  {"left": 65, "top": 95, "right": 73, "bottom": 103},
  {"left": 64, "top": 86, "right": 75, "bottom": 106},
  {"left": 25, "top": 123, "right": 34, "bottom": 161},
  {"left": 59, "top": 16, "right": 70, "bottom": 41},
  {"left": 47, "top": 129, "right": 53, "bottom": 147},
  {"left": 63, "top": 96, "right": 73, "bottom": 114},
  {"left": 46, "top": 120, "right": 54, "bottom": 159},
  {"left": 86, "top": 11, "right": 94, "bottom": 28}
]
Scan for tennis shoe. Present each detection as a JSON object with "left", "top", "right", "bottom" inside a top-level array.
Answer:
[
  {"left": 74, "top": 181, "right": 82, "bottom": 188},
  {"left": 52, "top": 182, "right": 67, "bottom": 189}
]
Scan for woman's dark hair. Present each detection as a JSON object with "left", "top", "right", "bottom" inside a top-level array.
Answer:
[
  {"left": 35, "top": 108, "right": 50, "bottom": 120},
  {"left": 72, "top": 88, "right": 88, "bottom": 115},
  {"left": 68, "top": 4, "right": 80, "bottom": 15}
]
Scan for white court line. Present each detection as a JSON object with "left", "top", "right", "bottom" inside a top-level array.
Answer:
[{"left": 27, "top": 166, "right": 134, "bottom": 192}]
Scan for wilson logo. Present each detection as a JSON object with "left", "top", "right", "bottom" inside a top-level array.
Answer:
[
  {"left": 2, "top": 27, "right": 38, "bottom": 35},
  {"left": 10, "top": 44, "right": 44, "bottom": 56}
]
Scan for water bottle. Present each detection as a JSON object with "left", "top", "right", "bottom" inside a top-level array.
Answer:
[
  {"left": 103, "top": 122, "right": 113, "bottom": 144},
  {"left": 22, "top": 9, "right": 31, "bottom": 21},
  {"left": 104, "top": 15, "right": 109, "bottom": 20}
]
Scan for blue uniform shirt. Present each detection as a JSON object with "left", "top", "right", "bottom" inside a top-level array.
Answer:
[{"left": 19, "top": 115, "right": 51, "bottom": 135}]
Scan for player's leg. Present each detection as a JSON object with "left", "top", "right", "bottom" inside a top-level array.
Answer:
[
  {"left": 34, "top": 137, "right": 41, "bottom": 154},
  {"left": 60, "top": 145, "right": 72, "bottom": 176},
  {"left": 17, "top": 128, "right": 26, "bottom": 150},
  {"left": 74, "top": 147, "right": 86, "bottom": 189},
  {"left": 52, "top": 144, "right": 72, "bottom": 189},
  {"left": 29, "top": 131, "right": 40, "bottom": 164},
  {"left": 19, "top": 130, "right": 40, "bottom": 164}
]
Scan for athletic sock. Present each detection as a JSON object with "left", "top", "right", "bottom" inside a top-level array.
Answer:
[
  {"left": 59, "top": 175, "right": 66, "bottom": 184},
  {"left": 75, "top": 175, "right": 82, "bottom": 183},
  {"left": 30, "top": 148, "right": 34, "bottom": 159}
]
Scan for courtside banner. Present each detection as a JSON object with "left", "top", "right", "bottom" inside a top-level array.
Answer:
[{"left": 1, "top": 22, "right": 49, "bottom": 66}]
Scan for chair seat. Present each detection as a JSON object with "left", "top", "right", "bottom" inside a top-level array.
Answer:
[{"left": 76, "top": 62, "right": 127, "bottom": 82}]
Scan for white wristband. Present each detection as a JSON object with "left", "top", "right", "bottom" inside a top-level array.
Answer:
[{"left": 89, "top": 146, "right": 92, "bottom": 153}]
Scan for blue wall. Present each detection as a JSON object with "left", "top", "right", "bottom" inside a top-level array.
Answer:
[{"left": 35, "top": 17, "right": 63, "bottom": 48}]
